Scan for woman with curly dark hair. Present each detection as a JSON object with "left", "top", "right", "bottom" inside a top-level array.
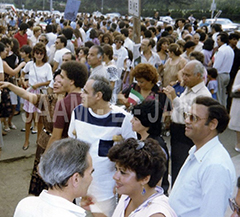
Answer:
[
  {"left": 108, "top": 138, "right": 177, "bottom": 217},
  {"left": 120, "top": 63, "right": 168, "bottom": 110}
]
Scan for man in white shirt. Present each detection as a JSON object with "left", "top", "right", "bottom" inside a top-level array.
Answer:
[
  {"left": 52, "top": 35, "right": 70, "bottom": 72},
  {"left": 112, "top": 35, "right": 128, "bottom": 93},
  {"left": 76, "top": 20, "right": 86, "bottom": 43},
  {"left": 14, "top": 138, "right": 94, "bottom": 217},
  {"left": 68, "top": 75, "right": 136, "bottom": 217},
  {"left": 120, "top": 28, "right": 134, "bottom": 52},
  {"left": 163, "top": 60, "right": 211, "bottom": 184},
  {"left": 45, "top": 24, "right": 57, "bottom": 48},
  {"left": 169, "top": 96, "right": 236, "bottom": 217},
  {"left": 88, "top": 45, "right": 108, "bottom": 79},
  {"left": 213, "top": 32, "right": 234, "bottom": 107},
  {"left": 133, "top": 38, "right": 161, "bottom": 69}
]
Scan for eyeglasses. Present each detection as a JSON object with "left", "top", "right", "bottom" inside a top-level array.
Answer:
[
  {"left": 35, "top": 51, "right": 43, "bottom": 55},
  {"left": 183, "top": 112, "right": 208, "bottom": 123},
  {"left": 114, "top": 40, "right": 121, "bottom": 44},
  {"left": 39, "top": 39, "right": 45, "bottom": 42},
  {"left": 229, "top": 198, "right": 240, "bottom": 215}
]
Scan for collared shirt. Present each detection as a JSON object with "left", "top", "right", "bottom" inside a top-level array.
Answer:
[
  {"left": 90, "top": 64, "right": 109, "bottom": 80},
  {"left": 14, "top": 190, "right": 86, "bottom": 217},
  {"left": 171, "top": 81, "right": 211, "bottom": 124},
  {"left": 112, "top": 186, "right": 177, "bottom": 217},
  {"left": 140, "top": 51, "right": 161, "bottom": 68},
  {"left": 213, "top": 43, "right": 234, "bottom": 74},
  {"left": 169, "top": 136, "right": 236, "bottom": 217}
]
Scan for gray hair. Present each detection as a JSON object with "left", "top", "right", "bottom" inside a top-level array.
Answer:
[
  {"left": 92, "top": 45, "right": 104, "bottom": 59},
  {"left": 90, "top": 75, "right": 112, "bottom": 102},
  {"left": 191, "top": 60, "right": 205, "bottom": 76},
  {"left": 38, "top": 138, "right": 90, "bottom": 189}
]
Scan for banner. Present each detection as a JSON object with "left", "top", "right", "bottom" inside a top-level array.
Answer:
[{"left": 64, "top": 0, "right": 81, "bottom": 22}]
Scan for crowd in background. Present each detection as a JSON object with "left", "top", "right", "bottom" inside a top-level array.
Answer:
[{"left": 0, "top": 8, "right": 240, "bottom": 217}]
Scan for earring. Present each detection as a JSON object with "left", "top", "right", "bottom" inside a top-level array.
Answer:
[{"left": 141, "top": 186, "right": 146, "bottom": 195}]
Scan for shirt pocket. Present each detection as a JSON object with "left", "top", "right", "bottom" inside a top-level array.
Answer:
[{"left": 98, "top": 139, "right": 114, "bottom": 157}]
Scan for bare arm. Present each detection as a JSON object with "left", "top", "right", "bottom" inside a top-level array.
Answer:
[
  {"left": 45, "top": 128, "right": 63, "bottom": 151},
  {"left": 32, "top": 80, "right": 51, "bottom": 90},
  {"left": 52, "top": 61, "right": 59, "bottom": 73},
  {"left": 3, "top": 61, "right": 26, "bottom": 76},
  {"left": 0, "top": 81, "right": 38, "bottom": 104},
  {"left": 0, "top": 73, "right": 4, "bottom": 81}
]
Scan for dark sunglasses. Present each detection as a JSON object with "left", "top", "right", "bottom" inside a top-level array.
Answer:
[{"left": 35, "top": 51, "right": 44, "bottom": 55}]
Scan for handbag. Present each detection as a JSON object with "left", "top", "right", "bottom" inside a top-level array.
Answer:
[{"left": 231, "top": 91, "right": 240, "bottom": 98}]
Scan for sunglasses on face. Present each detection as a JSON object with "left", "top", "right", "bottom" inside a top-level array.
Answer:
[
  {"left": 183, "top": 112, "right": 208, "bottom": 123},
  {"left": 35, "top": 51, "right": 44, "bottom": 55},
  {"left": 114, "top": 40, "right": 122, "bottom": 44},
  {"left": 229, "top": 198, "right": 240, "bottom": 215}
]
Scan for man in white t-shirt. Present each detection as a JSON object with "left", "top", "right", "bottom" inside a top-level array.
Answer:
[
  {"left": 68, "top": 75, "right": 136, "bottom": 217},
  {"left": 52, "top": 35, "right": 70, "bottom": 72},
  {"left": 112, "top": 35, "right": 128, "bottom": 93}
]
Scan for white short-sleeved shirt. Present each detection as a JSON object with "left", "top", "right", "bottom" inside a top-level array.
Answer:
[
  {"left": 53, "top": 47, "right": 70, "bottom": 70},
  {"left": 22, "top": 61, "right": 53, "bottom": 86},
  {"left": 68, "top": 105, "right": 137, "bottom": 201}
]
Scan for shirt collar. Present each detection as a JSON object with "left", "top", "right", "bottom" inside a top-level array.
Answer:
[
  {"left": 123, "top": 186, "right": 164, "bottom": 213},
  {"left": 189, "top": 136, "right": 220, "bottom": 163},
  {"left": 186, "top": 81, "right": 205, "bottom": 94},
  {"left": 40, "top": 190, "right": 86, "bottom": 215}
]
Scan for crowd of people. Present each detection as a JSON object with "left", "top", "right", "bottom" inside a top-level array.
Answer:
[{"left": 0, "top": 8, "right": 240, "bottom": 217}]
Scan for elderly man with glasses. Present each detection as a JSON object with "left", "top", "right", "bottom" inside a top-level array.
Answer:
[
  {"left": 163, "top": 60, "right": 211, "bottom": 184},
  {"left": 230, "top": 177, "right": 240, "bottom": 217},
  {"left": 169, "top": 96, "right": 236, "bottom": 217}
]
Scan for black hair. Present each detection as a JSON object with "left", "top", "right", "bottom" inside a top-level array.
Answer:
[
  {"left": 207, "top": 67, "right": 218, "bottom": 79},
  {"left": 195, "top": 96, "right": 229, "bottom": 134},
  {"left": 61, "top": 61, "right": 88, "bottom": 88}
]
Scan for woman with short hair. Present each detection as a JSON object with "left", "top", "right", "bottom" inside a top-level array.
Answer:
[{"left": 108, "top": 138, "right": 177, "bottom": 217}]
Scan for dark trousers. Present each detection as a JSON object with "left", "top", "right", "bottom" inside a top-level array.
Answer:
[{"left": 170, "top": 122, "right": 194, "bottom": 186}]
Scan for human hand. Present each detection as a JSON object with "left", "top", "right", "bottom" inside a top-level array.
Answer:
[
  {"left": 163, "top": 85, "right": 177, "bottom": 100},
  {"left": 80, "top": 195, "right": 95, "bottom": 211},
  {"left": 20, "top": 62, "right": 26, "bottom": 68},
  {"left": 0, "top": 81, "right": 10, "bottom": 89}
]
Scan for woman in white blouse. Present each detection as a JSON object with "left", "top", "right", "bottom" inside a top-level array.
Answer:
[
  {"left": 108, "top": 138, "right": 177, "bottom": 217},
  {"left": 21, "top": 42, "right": 52, "bottom": 150}
]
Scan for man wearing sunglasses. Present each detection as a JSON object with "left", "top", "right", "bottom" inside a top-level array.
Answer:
[
  {"left": 230, "top": 177, "right": 240, "bottom": 217},
  {"left": 169, "top": 96, "right": 236, "bottom": 217}
]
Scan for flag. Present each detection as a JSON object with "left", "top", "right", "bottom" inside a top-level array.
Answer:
[{"left": 128, "top": 88, "right": 144, "bottom": 105}]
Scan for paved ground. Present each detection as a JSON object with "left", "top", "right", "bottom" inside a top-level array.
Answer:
[{"left": 0, "top": 113, "right": 239, "bottom": 216}]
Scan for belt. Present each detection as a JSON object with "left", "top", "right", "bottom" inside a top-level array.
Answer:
[{"left": 43, "top": 128, "right": 52, "bottom": 136}]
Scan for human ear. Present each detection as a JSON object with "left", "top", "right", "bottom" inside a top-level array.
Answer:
[
  {"left": 140, "top": 175, "right": 151, "bottom": 185},
  {"left": 208, "top": 118, "right": 218, "bottom": 131}
]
